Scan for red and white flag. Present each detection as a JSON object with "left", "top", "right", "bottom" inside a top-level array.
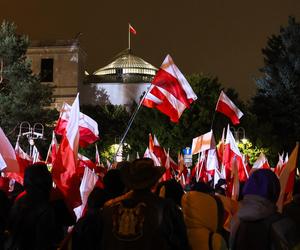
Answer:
[
  {"left": 32, "top": 145, "right": 42, "bottom": 163},
  {"left": 0, "top": 128, "right": 19, "bottom": 173},
  {"left": 161, "top": 149, "right": 172, "bottom": 181},
  {"left": 142, "top": 55, "right": 197, "bottom": 122},
  {"left": 129, "top": 24, "right": 137, "bottom": 35},
  {"left": 46, "top": 131, "right": 58, "bottom": 166},
  {"left": 277, "top": 143, "right": 299, "bottom": 212},
  {"left": 251, "top": 152, "right": 270, "bottom": 173},
  {"left": 74, "top": 167, "right": 98, "bottom": 220},
  {"left": 95, "top": 144, "right": 101, "bottom": 167},
  {"left": 52, "top": 94, "right": 81, "bottom": 209},
  {"left": 216, "top": 91, "right": 243, "bottom": 125},
  {"left": 223, "top": 126, "right": 249, "bottom": 184},
  {"left": 55, "top": 103, "right": 99, "bottom": 147},
  {"left": 191, "top": 130, "right": 215, "bottom": 155}
]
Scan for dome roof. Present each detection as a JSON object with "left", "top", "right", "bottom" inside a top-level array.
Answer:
[{"left": 93, "top": 49, "right": 157, "bottom": 83}]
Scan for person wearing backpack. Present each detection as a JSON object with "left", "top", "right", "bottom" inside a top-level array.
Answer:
[
  {"left": 230, "top": 169, "right": 300, "bottom": 250},
  {"left": 181, "top": 190, "right": 228, "bottom": 250},
  {"left": 101, "top": 158, "right": 190, "bottom": 250}
]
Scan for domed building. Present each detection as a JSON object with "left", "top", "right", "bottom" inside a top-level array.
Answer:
[{"left": 81, "top": 49, "right": 158, "bottom": 107}]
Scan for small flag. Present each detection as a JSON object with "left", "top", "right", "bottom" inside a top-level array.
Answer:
[{"left": 129, "top": 24, "right": 137, "bottom": 35}]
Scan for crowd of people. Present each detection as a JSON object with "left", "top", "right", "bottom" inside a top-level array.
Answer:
[{"left": 0, "top": 158, "right": 300, "bottom": 250}]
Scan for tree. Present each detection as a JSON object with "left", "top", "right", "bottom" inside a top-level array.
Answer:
[
  {"left": 80, "top": 104, "right": 130, "bottom": 160},
  {"left": 126, "top": 74, "right": 246, "bottom": 158},
  {"left": 251, "top": 16, "right": 300, "bottom": 154},
  {"left": 0, "top": 21, "right": 57, "bottom": 153}
]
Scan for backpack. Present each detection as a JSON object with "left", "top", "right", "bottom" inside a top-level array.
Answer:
[{"left": 102, "top": 197, "right": 169, "bottom": 250}]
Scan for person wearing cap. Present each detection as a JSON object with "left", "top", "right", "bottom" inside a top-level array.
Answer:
[
  {"left": 230, "top": 169, "right": 300, "bottom": 250},
  {"left": 101, "top": 158, "right": 190, "bottom": 250}
]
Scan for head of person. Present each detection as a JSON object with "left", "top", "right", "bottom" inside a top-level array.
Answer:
[
  {"left": 24, "top": 163, "right": 52, "bottom": 200},
  {"left": 190, "top": 181, "right": 214, "bottom": 194},
  {"left": 242, "top": 168, "right": 280, "bottom": 203},
  {"left": 103, "top": 168, "right": 125, "bottom": 197},
  {"left": 120, "top": 158, "right": 165, "bottom": 191},
  {"left": 87, "top": 187, "right": 107, "bottom": 212},
  {"left": 157, "top": 179, "right": 184, "bottom": 207}
]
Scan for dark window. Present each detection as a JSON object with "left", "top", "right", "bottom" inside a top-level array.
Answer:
[{"left": 40, "top": 58, "right": 53, "bottom": 82}]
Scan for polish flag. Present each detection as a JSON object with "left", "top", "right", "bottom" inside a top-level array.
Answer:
[
  {"left": 32, "top": 145, "right": 42, "bottom": 163},
  {"left": 144, "top": 147, "right": 161, "bottom": 167},
  {"left": 142, "top": 55, "right": 197, "bottom": 122},
  {"left": 15, "top": 141, "right": 32, "bottom": 175},
  {"left": 95, "top": 144, "right": 102, "bottom": 167},
  {"left": 129, "top": 24, "right": 137, "bottom": 35},
  {"left": 216, "top": 91, "right": 243, "bottom": 125},
  {"left": 217, "top": 128, "right": 225, "bottom": 164},
  {"left": 5, "top": 141, "right": 32, "bottom": 185},
  {"left": 55, "top": 103, "right": 99, "bottom": 147},
  {"left": 251, "top": 152, "right": 270, "bottom": 173},
  {"left": 161, "top": 149, "right": 172, "bottom": 181},
  {"left": 52, "top": 94, "right": 82, "bottom": 209},
  {"left": 46, "top": 131, "right": 58, "bottom": 166},
  {"left": 74, "top": 167, "right": 98, "bottom": 220},
  {"left": 149, "top": 134, "right": 167, "bottom": 165},
  {"left": 223, "top": 126, "right": 249, "bottom": 183},
  {"left": 0, "top": 128, "right": 20, "bottom": 173},
  {"left": 206, "top": 148, "right": 219, "bottom": 176},
  {"left": 277, "top": 143, "right": 299, "bottom": 212},
  {"left": 191, "top": 130, "right": 215, "bottom": 155}
]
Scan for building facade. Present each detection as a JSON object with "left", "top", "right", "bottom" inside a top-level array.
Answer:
[
  {"left": 27, "top": 39, "right": 86, "bottom": 109},
  {"left": 27, "top": 42, "right": 157, "bottom": 108}
]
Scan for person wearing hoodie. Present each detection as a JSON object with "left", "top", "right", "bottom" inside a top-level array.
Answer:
[
  {"left": 5, "top": 163, "right": 58, "bottom": 250},
  {"left": 181, "top": 191, "right": 228, "bottom": 250},
  {"left": 230, "top": 168, "right": 300, "bottom": 250}
]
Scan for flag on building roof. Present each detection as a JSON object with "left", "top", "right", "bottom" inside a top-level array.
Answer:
[
  {"left": 142, "top": 55, "right": 197, "bottom": 122},
  {"left": 216, "top": 91, "right": 243, "bottom": 125},
  {"left": 129, "top": 24, "right": 137, "bottom": 35}
]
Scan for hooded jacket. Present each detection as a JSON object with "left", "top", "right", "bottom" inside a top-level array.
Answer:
[{"left": 181, "top": 191, "right": 227, "bottom": 250}]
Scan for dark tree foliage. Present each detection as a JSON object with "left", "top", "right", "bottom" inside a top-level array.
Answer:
[
  {"left": 251, "top": 16, "right": 300, "bottom": 154},
  {"left": 0, "top": 21, "right": 57, "bottom": 155},
  {"left": 126, "top": 74, "right": 245, "bottom": 158},
  {"left": 80, "top": 104, "right": 130, "bottom": 158}
]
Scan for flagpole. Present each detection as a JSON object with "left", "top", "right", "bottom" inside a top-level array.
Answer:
[
  {"left": 210, "top": 111, "right": 216, "bottom": 130},
  {"left": 128, "top": 24, "right": 130, "bottom": 50},
  {"left": 113, "top": 83, "right": 153, "bottom": 161}
]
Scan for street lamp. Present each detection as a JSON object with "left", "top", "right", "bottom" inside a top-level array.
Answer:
[{"left": 17, "top": 122, "right": 44, "bottom": 157}]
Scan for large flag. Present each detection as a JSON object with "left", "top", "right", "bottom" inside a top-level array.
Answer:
[
  {"left": 0, "top": 128, "right": 19, "bottom": 173},
  {"left": 142, "top": 55, "right": 197, "bottom": 122},
  {"left": 191, "top": 130, "right": 215, "bottom": 155},
  {"left": 216, "top": 91, "right": 243, "bottom": 125},
  {"left": 277, "top": 143, "right": 299, "bottom": 212},
  {"left": 55, "top": 103, "right": 99, "bottom": 147},
  {"left": 52, "top": 94, "right": 81, "bottom": 209}
]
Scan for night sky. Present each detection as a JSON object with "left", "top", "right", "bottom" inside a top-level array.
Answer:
[{"left": 2, "top": 0, "right": 300, "bottom": 100}]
